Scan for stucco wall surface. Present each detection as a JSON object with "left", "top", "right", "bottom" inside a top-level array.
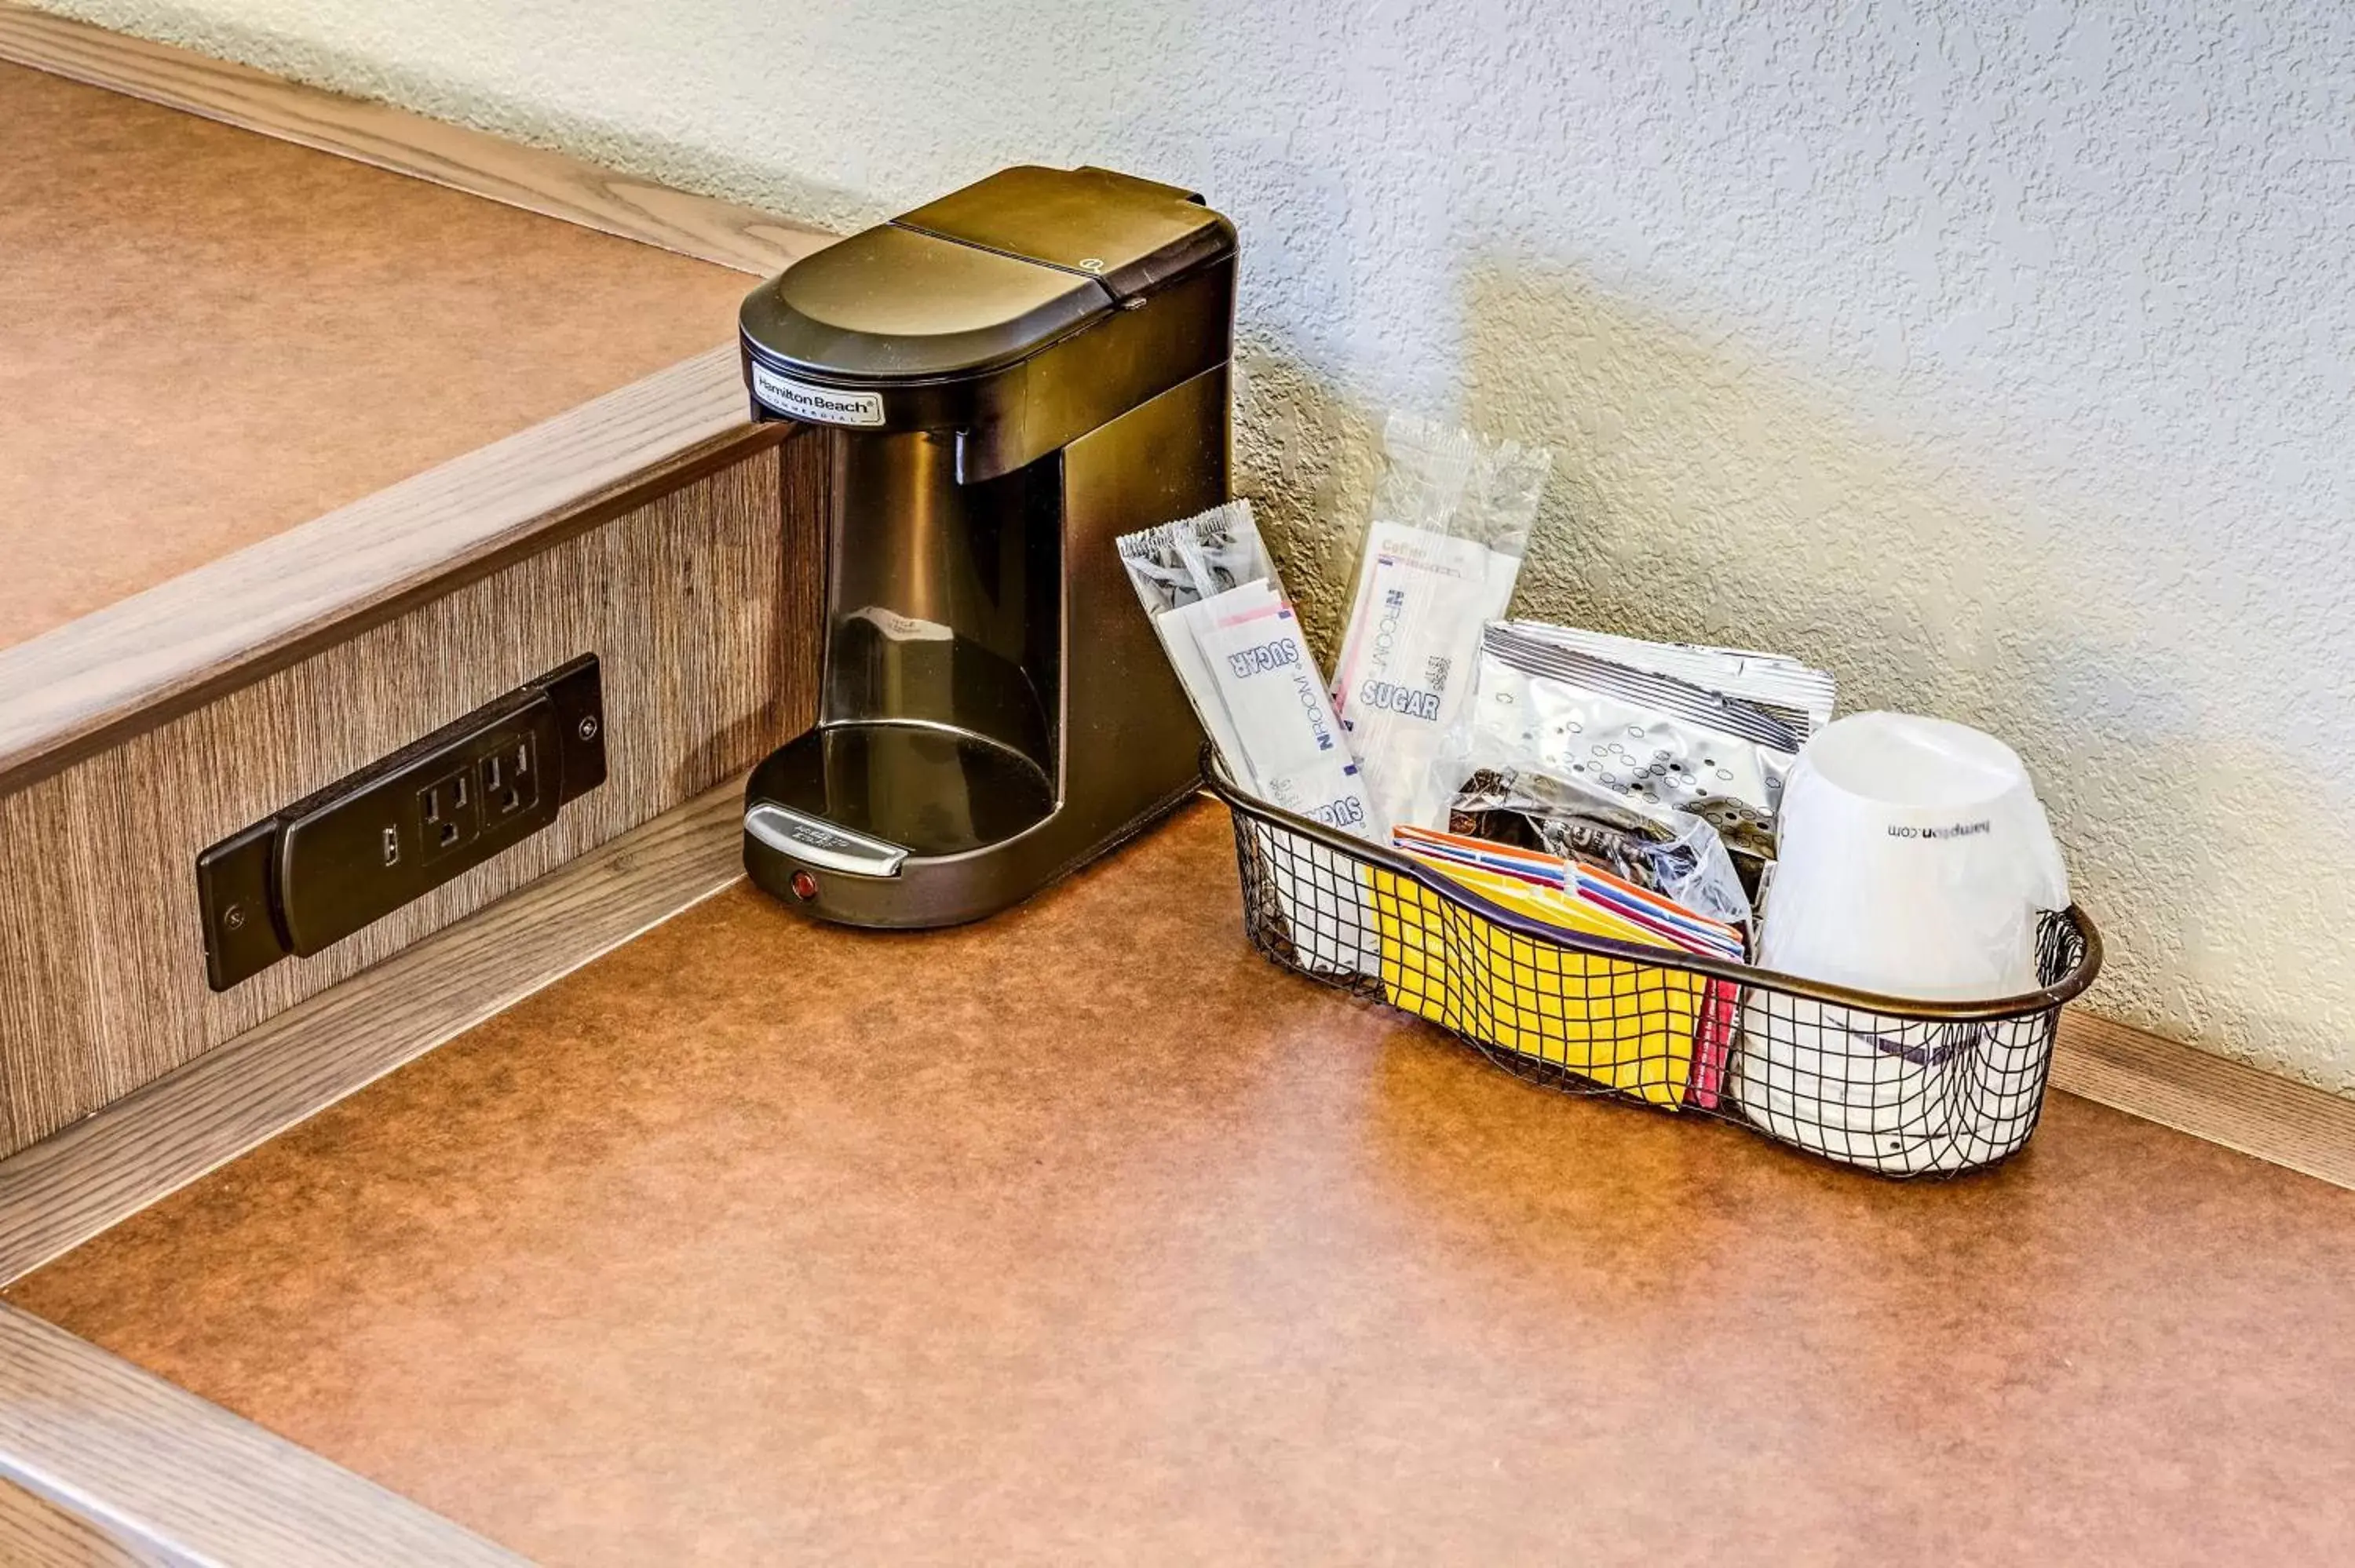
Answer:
[{"left": 35, "top": 0, "right": 2355, "bottom": 1090}]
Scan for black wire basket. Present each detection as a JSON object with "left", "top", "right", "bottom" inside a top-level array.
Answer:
[{"left": 1203, "top": 749, "right": 2104, "bottom": 1176}]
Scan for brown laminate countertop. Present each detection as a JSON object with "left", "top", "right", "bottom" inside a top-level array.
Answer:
[
  {"left": 0, "top": 60, "right": 753, "bottom": 651},
  {"left": 10, "top": 802, "right": 2355, "bottom": 1564}
]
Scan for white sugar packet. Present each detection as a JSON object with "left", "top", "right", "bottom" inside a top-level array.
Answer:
[
  {"left": 1119, "top": 501, "right": 1381, "bottom": 976},
  {"left": 1330, "top": 413, "right": 1551, "bottom": 830}
]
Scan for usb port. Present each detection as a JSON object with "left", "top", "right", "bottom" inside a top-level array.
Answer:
[{"left": 381, "top": 826, "right": 400, "bottom": 866}]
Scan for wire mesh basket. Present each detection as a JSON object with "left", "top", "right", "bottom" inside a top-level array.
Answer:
[{"left": 1203, "top": 749, "right": 2104, "bottom": 1176}]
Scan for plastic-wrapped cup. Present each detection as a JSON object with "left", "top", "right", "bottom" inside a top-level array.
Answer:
[
  {"left": 1758, "top": 712, "right": 2067, "bottom": 999},
  {"left": 1736, "top": 713, "right": 2069, "bottom": 1169},
  {"left": 1731, "top": 997, "right": 2057, "bottom": 1173}
]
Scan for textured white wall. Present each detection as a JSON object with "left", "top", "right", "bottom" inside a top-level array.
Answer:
[{"left": 40, "top": 0, "right": 2355, "bottom": 1088}]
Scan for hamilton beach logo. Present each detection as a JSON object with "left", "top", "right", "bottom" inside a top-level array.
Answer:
[{"left": 749, "top": 361, "right": 886, "bottom": 428}]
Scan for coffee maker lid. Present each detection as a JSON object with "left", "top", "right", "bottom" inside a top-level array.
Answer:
[
  {"left": 896, "top": 165, "right": 1236, "bottom": 303},
  {"left": 742, "top": 224, "right": 1112, "bottom": 383},
  {"left": 740, "top": 164, "right": 1234, "bottom": 386}
]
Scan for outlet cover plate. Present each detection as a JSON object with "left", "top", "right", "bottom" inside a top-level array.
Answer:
[{"left": 195, "top": 655, "right": 605, "bottom": 992}]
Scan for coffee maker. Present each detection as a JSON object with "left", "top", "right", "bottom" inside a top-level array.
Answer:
[{"left": 736, "top": 166, "right": 1236, "bottom": 927}]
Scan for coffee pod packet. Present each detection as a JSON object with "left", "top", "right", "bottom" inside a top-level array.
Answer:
[
  {"left": 1495, "top": 622, "right": 1835, "bottom": 744},
  {"left": 1404, "top": 622, "right": 1762, "bottom": 923},
  {"left": 1472, "top": 623, "right": 1808, "bottom": 819},
  {"left": 1426, "top": 622, "right": 1824, "bottom": 910},
  {"left": 1443, "top": 764, "right": 1754, "bottom": 930},
  {"left": 1328, "top": 413, "right": 1553, "bottom": 831}
]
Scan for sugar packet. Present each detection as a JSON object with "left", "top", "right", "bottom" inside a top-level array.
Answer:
[
  {"left": 1329, "top": 413, "right": 1552, "bottom": 831},
  {"left": 1119, "top": 500, "right": 1384, "bottom": 978},
  {"left": 1116, "top": 500, "right": 1375, "bottom": 837}
]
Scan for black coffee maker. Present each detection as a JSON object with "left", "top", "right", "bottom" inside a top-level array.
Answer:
[{"left": 736, "top": 166, "right": 1236, "bottom": 926}]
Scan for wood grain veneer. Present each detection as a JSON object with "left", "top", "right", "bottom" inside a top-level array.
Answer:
[
  {"left": 0, "top": 1303, "right": 522, "bottom": 1566},
  {"left": 0, "top": 1, "right": 829, "bottom": 278},
  {"left": 0, "top": 777, "right": 750, "bottom": 1284},
  {"left": 0, "top": 1475, "right": 155, "bottom": 1568},
  {"left": 0, "top": 16, "right": 835, "bottom": 1192},
  {"left": 0, "top": 57, "right": 774, "bottom": 656},
  {"left": 10, "top": 804, "right": 2354, "bottom": 1566},
  {"left": 0, "top": 348, "right": 767, "bottom": 794},
  {"left": 2053, "top": 1010, "right": 2355, "bottom": 1191},
  {"left": 0, "top": 427, "right": 827, "bottom": 1158}
]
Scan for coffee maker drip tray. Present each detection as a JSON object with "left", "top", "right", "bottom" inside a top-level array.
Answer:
[{"left": 746, "top": 722, "right": 1055, "bottom": 865}]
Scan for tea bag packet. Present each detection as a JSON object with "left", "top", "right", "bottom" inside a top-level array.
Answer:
[
  {"left": 1329, "top": 413, "right": 1552, "bottom": 831},
  {"left": 1390, "top": 817, "right": 1747, "bottom": 1109}
]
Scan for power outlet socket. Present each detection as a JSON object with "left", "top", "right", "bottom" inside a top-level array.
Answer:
[
  {"left": 478, "top": 731, "right": 540, "bottom": 824},
  {"left": 418, "top": 768, "right": 478, "bottom": 861},
  {"left": 196, "top": 655, "right": 605, "bottom": 991}
]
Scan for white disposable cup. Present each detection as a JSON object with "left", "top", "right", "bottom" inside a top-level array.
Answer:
[
  {"left": 1737, "top": 713, "right": 2069, "bottom": 1170},
  {"left": 1758, "top": 713, "right": 2066, "bottom": 1000},
  {"left": 1731, "top": 1000, "right": 2056, "bottom": 1173}
]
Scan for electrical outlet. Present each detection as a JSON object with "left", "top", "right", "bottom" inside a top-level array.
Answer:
[
  {"left": 195, "top": 655, "right": 606, "bottom": 992},
  {"left": 480, "top": 733, "right": 539, "bottom": 822},
  {"left": 418, "top": 768, "right": 479, "bottom": 859}
]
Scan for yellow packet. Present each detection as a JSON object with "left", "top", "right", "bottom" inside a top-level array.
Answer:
[{"left": 1367, "top": 858, "right": 1707, "bottom": 1106}]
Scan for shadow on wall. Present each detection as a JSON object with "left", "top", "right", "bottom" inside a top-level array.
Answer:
[{"left": 1235, "top": 258, "right": 2355, "bottom": 1096}]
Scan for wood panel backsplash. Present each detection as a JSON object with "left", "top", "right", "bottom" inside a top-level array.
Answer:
[{"left": 0, "top": 432, "right": 824, "bottom": 1156}]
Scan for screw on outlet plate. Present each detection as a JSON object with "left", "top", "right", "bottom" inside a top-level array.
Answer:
[{"left": 195, "top": 654, "right": 607, "bottom": 994}]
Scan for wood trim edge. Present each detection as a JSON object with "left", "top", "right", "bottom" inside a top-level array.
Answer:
[
  {"left": 0, "top": 776, "right": 750, "bottom": 1285},
  {"left": 0, "top": 0, "right": 831, "bottom": 277},
  {"left": 0, "top": 1469, "right": 155, "bottom": 1568},
  {"left": 0, "top": 1302, "right": 524, "bottom": 1566},
  {"left": 2052, "top": 1011, "right": 2355, "bottom": 1191},
  {"left": 0, "top": 348, "right": 781, "bottom": 796}
]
